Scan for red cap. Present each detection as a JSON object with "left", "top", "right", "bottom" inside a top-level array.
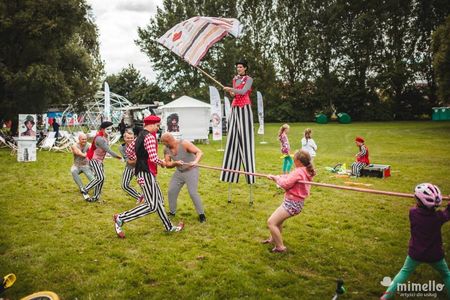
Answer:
[
  {"left": 144, "top": 115, "right": 161, "bottom": 125},
  {"left": 355, "top": 136, "right": 365, "bottom": 143}
]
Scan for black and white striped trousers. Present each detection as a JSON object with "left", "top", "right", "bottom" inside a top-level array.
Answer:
[
  {"left": 220, "top": 104, "right": 256, "bottom": 184},
  {"left": 85, "top": 159, "right": 105, "bottom": 200},
  {"left": 118, "top": 171, "right": 173, "bottom": 231},
  {"left": 121, "top": 166, "right": 141, "bottom": 200},
  {"left": 351, "top": 162, "right": 367, "bottom": 177}
]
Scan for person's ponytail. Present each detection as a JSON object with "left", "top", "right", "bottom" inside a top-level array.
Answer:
[{"left": 295, "top": 150, "right": 316, "bottom": 177}]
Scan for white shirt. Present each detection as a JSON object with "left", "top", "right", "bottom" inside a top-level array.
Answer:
[{"left": 301, "top": 137, "right": 317, "bottom": 157}]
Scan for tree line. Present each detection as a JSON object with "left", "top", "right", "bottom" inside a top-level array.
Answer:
[
  {"left": 0, "top": 0, "right": 449, "bottom": 129},
  {"left": 136, "top": 0, "right": 450, "bottom": 121}
]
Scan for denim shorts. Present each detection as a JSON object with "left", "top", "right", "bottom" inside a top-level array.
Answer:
[{"left": 282, "top": 198, "right": 304, "bottom": 216}]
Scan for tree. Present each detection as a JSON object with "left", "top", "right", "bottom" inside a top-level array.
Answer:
[
  {"left": 105, "top": 65, "right": 171, "bottom": 104},
  {"left": 432, "top": 15, "right": 450, "bottom": 105},
  {"left": 0, "top": 0, "right": 102, "bottom": 133}
]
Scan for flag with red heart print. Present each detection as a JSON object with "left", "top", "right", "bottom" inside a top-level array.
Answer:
[{"left": 157, "top": 16, "right": 242, "bottom": 66}]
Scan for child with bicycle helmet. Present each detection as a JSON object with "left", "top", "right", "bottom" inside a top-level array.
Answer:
[{"left": 381, "top": 183, "right": 450, "bottom": 299}]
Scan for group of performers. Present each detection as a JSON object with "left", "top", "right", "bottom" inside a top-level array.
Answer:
[{"left": 69, "top": 59, "right": 450, "bottom": 298}]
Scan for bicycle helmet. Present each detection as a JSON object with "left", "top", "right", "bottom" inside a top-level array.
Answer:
[{"left": 414, "top": 183, "right": 442, "bottom": 208}]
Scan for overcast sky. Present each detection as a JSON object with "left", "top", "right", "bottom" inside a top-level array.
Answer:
[{"left": 86, "top": 0, "right": 163, "bottom": 82}]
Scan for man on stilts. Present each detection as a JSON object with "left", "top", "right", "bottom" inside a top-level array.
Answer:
[{"left": 221, "top": 59, "right": 256, "bottom": 204}]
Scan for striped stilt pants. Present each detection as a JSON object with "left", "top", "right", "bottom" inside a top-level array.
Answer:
[
  {"left": 220, "top": 104, "right": 256, "bottom": 184},
  {"left": 121, "top": 166, "right": 141, "bottom": 200},
  {"left": 118, "top": 171, "right": 173, "bottom": 231},
  {"left": 351, "top": 162, "right": 367, "bottom": 177},
  {"left": 85, "top": 159, "right": 105, "bottom": 200}
]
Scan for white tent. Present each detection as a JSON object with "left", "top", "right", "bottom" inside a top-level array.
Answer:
[{"left": 159, "top": 95, "right": 210, "bottom": 141}]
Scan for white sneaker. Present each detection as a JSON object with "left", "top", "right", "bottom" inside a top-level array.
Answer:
[
  {"left": 169, "top": 222, "right": 184, "bottom": 232},
  {"left": 113, "top": 214, "right": 125, "bottom": 238}
]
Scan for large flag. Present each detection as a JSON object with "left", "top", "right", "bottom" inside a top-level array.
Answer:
[
  {"left": 104, "top": 82, "right": 110, "bottom": 121},
  {"left": 158, "top": 17, "right": 243, "bottom": 66},
  {"left": 209, "top": 86, "right": 222, "bottom": 141},
  {"left": 257, "top": 91, "right": 264, "bottom": 135}
]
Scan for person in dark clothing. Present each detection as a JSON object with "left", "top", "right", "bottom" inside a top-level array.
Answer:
[
  {"left": 381, "top": 183, "right": 450, "bottom": 299},
  {"left": 52, "top": 119, "right": 60, "bottom": 138},
  {"left": 118, "top": 118, "right": 127, "bottom": 139}
]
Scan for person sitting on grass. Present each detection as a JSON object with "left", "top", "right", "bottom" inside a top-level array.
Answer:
[
  {"left": 119, "top": 129, "right": 144, "bottom": 204},
  {"left": 70, "top": 133, "right": 94, "bottom": 200},
  {"left": 263, "top": 150, "right": 316, "bottom": 253},
  {"left": 351, "top": 136, "right": 369, "bottom": 177},
  {"left": 381, "top": 183, "right": 450, "bottom": 299}
]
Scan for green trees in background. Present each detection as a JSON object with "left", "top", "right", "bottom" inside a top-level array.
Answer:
[
  {"left": 0, "top": 0, "right": 102, "bottom": 131},
  {"left": 105, "top": 65, "right": 171, "bottom": 105},
  {"left": 137, "top": 0, "right": 450, "bottom": 121},
  {"left": 432, "top": 15, "right": 450, "bottom": 104}
]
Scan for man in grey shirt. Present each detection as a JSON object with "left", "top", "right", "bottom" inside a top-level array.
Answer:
[
  {"left": 71, "top": 133, "right": 94, "bottom": 200},
  {"left": 160, "top": 133, "right": 206, "bottom": 223}
]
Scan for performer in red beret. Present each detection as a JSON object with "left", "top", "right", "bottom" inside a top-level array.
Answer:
[
  {"left": 351, "top": 136, "right": 369, "bottom": 177},
  {"left": 113, "top": 115, "right": 184, "bottom": 238}
]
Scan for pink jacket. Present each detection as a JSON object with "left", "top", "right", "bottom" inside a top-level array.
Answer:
[{"left": 274, "top": 167, "right": 313, "bottom": 202}]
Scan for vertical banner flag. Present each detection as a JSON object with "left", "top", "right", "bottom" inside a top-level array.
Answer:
[
  {"left": 209, "top": 86, "right": 222, "bottom": 141},
  {"left": 257, "top": 91, "right": 264, "bottom": 135},
  {"left": 104, "top": 82, "right": 111, "bottom": 121},
  {"left": 224, "top": 96, "right": 231, "bottom": 129}
]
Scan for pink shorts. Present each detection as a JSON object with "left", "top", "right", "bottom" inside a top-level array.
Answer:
[{"left": 282, "top": 198, "right": 304, "bottom": 216}]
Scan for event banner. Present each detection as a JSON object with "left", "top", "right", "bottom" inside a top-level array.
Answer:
[
  {"left": 257, "top": 91, "right": 264, "bottom": 135},
  {"left": 18, "top": 114, "right": 37, "bottom": 140},
  {"left": 104, "top": 81, "right": 111, "bottom": 121},
  {"left": 17, "top": 140, "right": 37, "bottom": 162},
  {"left": 224, "top": 96, "right": 231, "bottom": 125},
  {"left": 209, "top": 86, "right": 222, "bottom": 141}
]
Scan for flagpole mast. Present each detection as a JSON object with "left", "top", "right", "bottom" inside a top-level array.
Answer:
[{"left": 195, "top": 66, "right": 225, "bottom": 89}]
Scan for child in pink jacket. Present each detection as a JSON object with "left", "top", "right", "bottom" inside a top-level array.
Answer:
[{"left": 263, "top": 150, "right": 316, "bottom": 252}]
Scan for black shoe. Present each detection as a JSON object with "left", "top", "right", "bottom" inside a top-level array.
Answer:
[
  {"left": 199, "top": 214, "right": 206, "bottom": 223},
  {"left": 168, "top": 212, "right": 176, "bottom": 217}
]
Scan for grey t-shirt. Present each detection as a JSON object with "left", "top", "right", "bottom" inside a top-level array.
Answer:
[
  {"left": 73, "top": 143, "right": 90, "bottom": 168},
  {"left": 164, "top": 140, "right": 195, "bottom": 172}
]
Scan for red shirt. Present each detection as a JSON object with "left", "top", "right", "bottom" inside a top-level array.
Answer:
[{"left": 231, "top": 75, "right": 253, "bottom": 107}]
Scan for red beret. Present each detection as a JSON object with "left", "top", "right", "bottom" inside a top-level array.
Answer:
[
  {"left": 355, "top": 136, "right": 365, "bottom": 143},
  {"left": 144, "top": 115, "right": 161, "bottom": 125}
]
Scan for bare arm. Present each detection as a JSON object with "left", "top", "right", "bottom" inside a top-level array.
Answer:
[
  {"left": 184, "top": 141, "right": 203, "bottom": 165},
  {"left": 71, "top": 144, "right": 85, "bottom": 158}
]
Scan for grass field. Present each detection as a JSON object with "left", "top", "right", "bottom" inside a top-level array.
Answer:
[{"left": 1, "top": 121, "right": 450, "bottom": 299}]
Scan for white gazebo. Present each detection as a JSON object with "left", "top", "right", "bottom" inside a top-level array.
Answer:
[{"left": 159, "top": 95, "right": 211, "bottom": 141}]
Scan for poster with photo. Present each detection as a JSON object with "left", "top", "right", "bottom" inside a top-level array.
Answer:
[
  {"left": 18, "top": 114, "right": 37, "bottom": 140},
  {"left": 17, "top": 140, "right": 37, "bottom": 162},
  {"left": 166, "top": 113, "right": 180, "bottom": 133}
]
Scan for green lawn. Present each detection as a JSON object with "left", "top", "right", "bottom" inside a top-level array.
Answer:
[{"left": 1, "top": 121, "right": 449, "bottom": 299}]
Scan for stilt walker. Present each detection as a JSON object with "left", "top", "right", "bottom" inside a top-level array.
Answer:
[{"left": 221, "top": 59, "right": 256, "bottom": 204}]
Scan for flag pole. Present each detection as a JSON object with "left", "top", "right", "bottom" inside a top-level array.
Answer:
[{"left": 195, "top": 66, "right": 225, "bottom": 89}]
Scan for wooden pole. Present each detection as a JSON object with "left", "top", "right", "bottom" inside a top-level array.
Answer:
[
  {"left": 195, "top": 66, "right": 225, "bottom": 89},
  {"left": 196, "top": 164, "right": 450, "bottom": 201}
]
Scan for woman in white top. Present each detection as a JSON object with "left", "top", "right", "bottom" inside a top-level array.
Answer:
[{"left": 301, "top": 128, "right": 317, "bottom": 161}]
